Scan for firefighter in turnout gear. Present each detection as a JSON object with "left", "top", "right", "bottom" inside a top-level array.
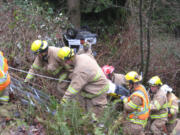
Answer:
[
  {"left": 161, "top": 84, "right": 179, "bottom": 135},
  {"left": 102, "top": 65, "right": 126, "bottom": 86},
  {"left": 76, "top": 42, "right": 93, "bottom": 56},
  {"left": 0, "top": 51, "right": 10, "bottom": 103},
  {"left": 148, "top": 76, "right": 168, "bottom": 135},
  {"left": 58, "top": 47, "right": 109, "bottom": 118},
  {"left": 25, "top": 40, "right": 71, "bottom": 98},
  {"left": 122, "top": 71, "right": 150, "bottom": 135},
  {"left": 102, "top": 65, "right": 129, "bottom": 98}
]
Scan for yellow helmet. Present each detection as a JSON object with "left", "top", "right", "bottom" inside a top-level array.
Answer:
[
  {"left": 148, "top": 76, "right": 163, "bottom": 86},
  {"left": 31, "top": 40, "right": 48, "bottom": 54},
  {"left": 57, "top": 47, "right": 74, "bottom": 60},
  {"left": 125, "top": 71, "right": 142, "bottom": 83}
]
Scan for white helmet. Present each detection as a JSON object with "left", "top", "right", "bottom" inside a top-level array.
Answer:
[{"left": 160, "top": 84, "right": 173, "bottom": 94}]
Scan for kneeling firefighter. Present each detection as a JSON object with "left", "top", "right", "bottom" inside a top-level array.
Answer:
[
  {"left": 121, "top": 71, "right": 150, "bottom": 135},
  {"left": 153, "top": 78, "right": 179, "bottom": 135},
  {"left": 148, "top": 76, "right": 168, "bottom": 135},
  {"left": 25, "top": 40, "right": 72, "bottom": 98}
]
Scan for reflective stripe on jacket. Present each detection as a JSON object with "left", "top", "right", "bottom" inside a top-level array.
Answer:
[
  {"left": 0, "top": 51, "right": 8, "bottom": 72},
  {"left": 150, "top": 87, "right": 168, "bottom": 119},
  {"left": 126, "top": 85, "right": 150, "bottom": 127},
  {"left": 24, "top": 46, "right": 65, "bottom": 82},
  {"left": 66, "top": 69, "right": 109, "bottom": 98},
  {"left": 0, "top": 95, "right": 9, "bottom": 102},
  {"left": 168, "top": 93, "right": 179, "bottom": 115},
  {"left": 80, "top": 83, "right": 109, "bottom": 98},
  {"left": 63, "top": 54, "right": 109, "bottom": 105}
]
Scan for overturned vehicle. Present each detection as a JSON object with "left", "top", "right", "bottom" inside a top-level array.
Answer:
[{"left": 61, "top": 28, "right": 97, "bottom": 53}]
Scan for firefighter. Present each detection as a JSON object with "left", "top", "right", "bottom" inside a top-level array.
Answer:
[
  {"left": 0, "top": 51, "right": 11, "bottom": 104},
  {"left": 57, "top": 47, "right": 109, "bottom": 118},
  {"left": 121, "top": 71, "right": 150, "bottom": 135},
  {"left": 24, "top": 40, "right": 71, "bottom": 98},
  {"left": 77, "top": 42, "right": 93, "bottom": 56},
  {"left": 102, "top": 65, "right": 129, "bottom": 99},
  {"left": 102, "top": 65, "right": 126, "bottom": 86},
  {"left": 161, "top": 84, "right": 179, "bottom": 135},
  {"left": 148, "top": 76, "right": 168, "bottom": 135}
]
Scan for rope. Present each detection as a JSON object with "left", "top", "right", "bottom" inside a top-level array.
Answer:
[
  {"left": 8, "top": 66, "right": 70, "bottom": 83},
  {"left": 8, "top": 66, "right": 180, "bottom": 83}
]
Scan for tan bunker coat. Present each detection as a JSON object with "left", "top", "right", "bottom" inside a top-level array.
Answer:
[
  {"left": 150, "top": 87, "right": 168, "bottom": 135},
  {"left": 112, "top": 73, "right": 126, "bottom": 86},
  {"left": 25, "top": 46, "right": 71, "bottom": 97},
  {"left": 62, "top": 54, "right": 109, "bottom": 117},
  {"left": 166, "top": 92, "right": 179, "bottom": 134}
]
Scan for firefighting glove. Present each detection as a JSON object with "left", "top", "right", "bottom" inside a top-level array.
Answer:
[
  {"left": 106, "top": 81, "right": 116, "bottom": 94},
  {"left": 168, "top": 109, "right": 172, "bottom": 117},
  {"left": 58, "top": 73, "right": 68, "bottom": 83},
  {"left": 24, "top": 77, "right": 29, "bottom": 83},
  {"left": 138, "top": 107, "right": 144, "bottom": 112},
  {"left": 61, "top": 98, "right": 68, "bottom": 105},
  {"left": 120, "top": 96, "right": 128, "bottom": 103},
  {"left": 120, "top": 96, "right": 126, "bottom": 101},
  {"left": 115, "top": 85, "right": 130, "bottom": 97}
]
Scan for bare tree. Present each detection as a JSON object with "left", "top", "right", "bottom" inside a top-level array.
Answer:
[
  {"left": 67, "top": 0, "right": 81, "bottom": 29},
  {"left": 143, "top": 0, "right": 154, "bottom": 84},
  {"left": 139, "top": 0, "right": 144, "bottom": 74}
]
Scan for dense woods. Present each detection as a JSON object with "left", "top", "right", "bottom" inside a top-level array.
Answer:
[{"left": 0, "top": 0, "right": 179, "bottom": 134}]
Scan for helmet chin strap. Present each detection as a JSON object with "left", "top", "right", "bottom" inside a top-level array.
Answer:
[
  {"left": 40, "top": 41, "right": 44, "bottom": 51},
  {"left": 68, "top": 49, "right": 73, "bottom": 58},
  {"left": 42, "top": 55, "right": 48, "bottom": 62}
]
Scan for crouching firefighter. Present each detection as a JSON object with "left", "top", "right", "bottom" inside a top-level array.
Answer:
[
  {"left": 0, "top": 51, "right": 11, "bottom": 104},
  {"left": 148, "top": 76, "right": 168, "bottom": 135},
  {"left": 161, "top": 83, "right": 179, "bottom": 135},
  {"left": 25, "top": 40, "right": 72, "bottom": 98},
  {"left": 58, "top": 47, "right": 109, "bottom": 118},
  {"left": 121, "top": 71, "right": 150, "bottom": 135}
]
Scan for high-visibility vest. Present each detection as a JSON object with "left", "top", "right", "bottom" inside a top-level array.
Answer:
[
  {"left": 126, "top": 85, "right": 150, "bottom": 127},
  {"left": 0, "top": 69, "right": 10, "bottom": 91},
  {"left": 0, "top": 51, "right": 10, "bottom": 91},
  {"left": 0, "top": 51, "right": 8, "bottom": 72}
]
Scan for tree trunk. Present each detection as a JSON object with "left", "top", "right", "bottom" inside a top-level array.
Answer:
[
  {"left": 174, "top": 70, "right": 180, "bottom": 98},
  {"left": 143, "top": 0, "right": 154, "bottom": 84},
  {"left": 67, "top": 0, "right": 81, "bottom": 29},
  {"left": 139, "top": 0, "right": 144, "bottom": 74}
]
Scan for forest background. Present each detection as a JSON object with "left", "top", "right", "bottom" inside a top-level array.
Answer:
[{"left": 0, "top": 0, "right": 179, "bottom": 134}]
